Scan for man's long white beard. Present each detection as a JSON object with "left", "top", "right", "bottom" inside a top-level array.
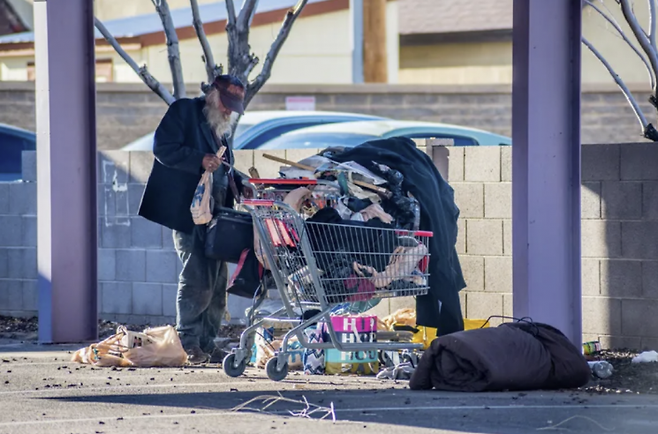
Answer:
[{"left": 203, "top": 104, "right": 233, "bottom": 138}]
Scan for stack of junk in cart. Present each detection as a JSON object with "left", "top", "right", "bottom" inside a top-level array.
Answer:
[{"left": 227, "top": 149, "right": 465, "bottom": 381}]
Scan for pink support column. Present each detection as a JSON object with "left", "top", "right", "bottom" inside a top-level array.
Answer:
[
  {"left": 34, "top": 0, "right": 98, "bottom": 343},
  {"left": 512, "top": 0, "right": 583, "bottom": 345}
]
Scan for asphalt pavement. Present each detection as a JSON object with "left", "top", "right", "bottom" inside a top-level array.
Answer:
[{"left": 0, "top": 341, "right": 657, "bottom": 434}]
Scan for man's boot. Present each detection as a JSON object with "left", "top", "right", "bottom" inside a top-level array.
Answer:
[{"left": 185, "top": 345, "right": 210, "bottom": 364}]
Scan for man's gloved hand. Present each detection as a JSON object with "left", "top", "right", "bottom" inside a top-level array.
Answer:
[{"left": 202, "top": 154, "right": 222, "bottom": 172}]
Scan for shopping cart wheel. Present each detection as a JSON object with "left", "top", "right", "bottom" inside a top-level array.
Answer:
[
  {"left": 265, "top": 357, "right": 288, "bottom": 382},
  {"left": 223, "top": 353, "right": 247, "bottom": 378}
]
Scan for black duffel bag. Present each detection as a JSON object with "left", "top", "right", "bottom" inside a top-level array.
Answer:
[{"left": 205, "top": 207, "right": 254, "bottom": 263}]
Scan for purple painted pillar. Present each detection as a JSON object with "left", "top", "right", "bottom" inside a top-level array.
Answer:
[
  {"left": 34, "top": 0, "right": 98, "bottom": 343},
  {"left": 512, "top": 0, "right": 582, "bottom": 345}
]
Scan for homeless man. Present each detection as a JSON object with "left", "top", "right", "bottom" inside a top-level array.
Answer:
[{"left": 138, "top": 75, "right": 247, "bottom": 364}]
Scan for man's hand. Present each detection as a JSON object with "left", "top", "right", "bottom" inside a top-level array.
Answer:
[{"left": 202, "top": 154, "right": 222, "bottom": 173}]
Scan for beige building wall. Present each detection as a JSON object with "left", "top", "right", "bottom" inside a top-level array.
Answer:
[
  {"left": 399, "top": 0, "right": 653, "bottom": 87},
  {"left": 93, "top": 0, "right": 217, "bottom": 22}
]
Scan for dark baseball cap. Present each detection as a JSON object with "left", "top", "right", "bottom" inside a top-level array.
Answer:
[{"left": 213, "top": 75, "right": 246, "bottom": 115}]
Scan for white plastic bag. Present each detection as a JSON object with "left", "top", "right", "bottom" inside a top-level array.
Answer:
[{"left": 190, "top": 170, "right": 214, "bottom": 225}]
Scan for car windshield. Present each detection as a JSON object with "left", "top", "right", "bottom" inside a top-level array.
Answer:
[{"left": 259, "top": 132, "right": 379, "bottom": 150}]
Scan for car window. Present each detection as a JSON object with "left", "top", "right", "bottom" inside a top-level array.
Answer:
[
  {"left": 259, "top": 133, "right": 378, "bottom": 150},
  {"left": 240, "top": 122, "right": 330, "bottom": 150},
  {"left": 401, "top": 133, "right": 479, "bottom": 146},
  {"left": 0, "top": 132, "right": 31, "bottom": 176},
  {"left": 233, "top": 122, "right": 254, "bottom": 138}
]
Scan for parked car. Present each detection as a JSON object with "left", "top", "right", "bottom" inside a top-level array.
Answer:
[
  {"left": 120, "top": 110, "right": 386, "bottom": 151},
  {"left": 258, "top": 120, "right": 512, "bottom": 150},
  {"left": 0, "top": 123, "right": 36, "bottom": 181}
]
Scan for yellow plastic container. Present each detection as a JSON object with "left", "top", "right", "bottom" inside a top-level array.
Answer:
[{"left": 410, "top": 318, "right": 490, "bottom": 350}]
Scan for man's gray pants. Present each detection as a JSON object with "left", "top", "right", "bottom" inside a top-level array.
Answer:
[{"left": 173, "top": 227, "right": 227, "bottom": 353}]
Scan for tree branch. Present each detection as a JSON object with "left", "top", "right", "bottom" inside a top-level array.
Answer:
[
  {"left": 620, "top": 0, "right": 658, "bottom": 93},
  {"left": 151, "top": 0, "right": 186, "bottom": 99},
  {"left": 225, "top": 0, "right": 237, "bottom": 29},
  {"left": 585, "top": 0, "right": 655, "bottom": 89},
  {"left": 237, "top": 0, "right": 260, "bottom": 32},
  {"left": 649, "top": 0, "right": 657, "bottom": 50},
  {"left": 244, "top": 0, "right": 308, "bottom": 107},
  {"left": 190, "top": 0, "right": 221, "bottom": 83},
  {"left": 582, "top": 36, "right": 648, "bottom": 131},
  {"left": 94, "top": 17, "right": 175, "bottom": 105}
]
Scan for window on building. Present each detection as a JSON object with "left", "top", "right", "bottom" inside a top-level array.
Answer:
[{"left": 26, "top": 58, "right": 114, "bottom": 82}]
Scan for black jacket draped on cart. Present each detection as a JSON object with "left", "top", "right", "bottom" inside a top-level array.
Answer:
[{"left": 330, "top": 137, "right": 466, "bottom": 335}]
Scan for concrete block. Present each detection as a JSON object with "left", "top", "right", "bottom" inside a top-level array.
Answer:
[
  {"left": 100, "top": 282, "right": 132, "bottom": 314},
  {"left": 254, "top": 150, "right": 287, "bottom": 179},
  {"left": 3, "top": 280, "right": 22, "bottom": 310},
  {"left": 162, "top": 283, "right": 178, "bottom": 317},
  {"left": 129, "top": 151, "right": 154, "bottom": 183},
  {"left": 21, "top": 216, "right": 36, "bottom": 247},
  {"left": 621, "top": 221, "right": 658, "bottom": 259},
  {"left": 459, "top": 291, "right": 466, "bottom": 317},
  {"left": 115, "top": 249, "right": 146, "bottom": 282},
  {"left": 484, "top": 256, "right": 512, "bottom": 293},
  {"left": 0, "top": 249, "right": 7, "bottom": 278},
  {"left": 459, "top": 256, "right": 484, "bottom": 292},
  {"left": 466, "top": 219, "right": 503, "bottom": 255},
  {"left": 132, "top": 282, "right": 163, "bottom": 316},
  {"left": 447, "top": 147, "right": 464, "bottom": 182},
  {"left": 98, "top": 185, "right": 115, "bottom": 216},
  {"left": 640, "top": 337, "right": 658, "bottom": 352},
  {"left": 500, "top": 146, "right": 511, "bottom": 182},
  {"left": 464, "top": 147, "right": 501, "bottom": 182},
  {"left": 581, "top": 182, "right": 601, "bottom": 219},
  {"left": 601, "top": 260, "right": 642, "bottom": 298},
  {"left": 466, "top": 292, "right": 503, "bottom": 324},
  {"left": 643, "top": 181, "right": 658, "bottom": 220},
  {"left": 622, "top": 299, "right": 658, "bottom": 338},
  {"left": 601, "top": 181, "right": 642, "bottom": 220},
  {"left": 582, "top": 259, "right": 600, "bottom": 296},
  {"left": 233, "top": 150, "right": 254, "bottom": 175},
  {"left": 452, "top": 183, "right": 483, "bottom": 218},
  {"left": 503, "top": 219, "right": 512, "bottom": 256},
  {"left": 162, "top": 227, "right": 175, "bottom": 250},
  {"left": 146, "top": 250, "right": 178, "bottom": 284},
  {"left": 6, "top": 248, "right": 36, "bottom": 280},
  {"left": 597, "top": 335, "right": 641, "bottom": 351},
  {"left": 484, "top": 183, "right": 511, "bottom": 219},
  {"left": 0, "top": 280, "right": 8, "bottom": 311},
  {"left": 128, "top": 183, "right": 145, "bottom": 215},
  {"left": 9, "top": 182, "right": 36, "bottom": 215},
  {"left": 21, "top": 151, "right": 36, "bottom": 182},
  {"left": 388, "top": 296, "right": 416, "bottom": 314},
  {"left": 503, "top": 293, "right": 513, "bottom": 318},
  {"left": 98, "top": 249, "right": 116, "bottom": 282},
  {"left": 0, "top": 184, "right": 8, "bottom": 214},
  {"left": 131, "top": 217, "right": 162, "bottom": 248},
  {"left": 100, "top": 220, "right": 132, "bottom": 248},
  {"left": 642, "top": 261, "right": 658, "bottom": 299},
  {"left": 582, "top": 144, "right": 620, "bottom": 181},
  {"left": 99, "top": 151, "right": 129, "bottom": 185},
  {"left": 285, "top": 149, "right": 322, "bottom": 166},
  {"left": 620, "top": 143, "right": 658, "bottom": 180},
  {"left": 582, "top": 296, "right": 621, "bottom": 335},
  {"left": 22, "top": 279, "right": 37, "bottom": 311},
  {"left": 581, "top": 220, "right": 621, "bottom": 258},
  {"left": 456, "top": 219, "right": 466, "bottom": 255}
]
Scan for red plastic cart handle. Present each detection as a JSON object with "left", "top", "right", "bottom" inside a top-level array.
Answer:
[
  {"left": 242, "top": 199, "right": 276, "bottom": 207},
  {"left": 249, "top": 178, "right": 318, "bottom": 185},
  {"left": 396, "top": 230, "right": 434, "bottom": 238}
]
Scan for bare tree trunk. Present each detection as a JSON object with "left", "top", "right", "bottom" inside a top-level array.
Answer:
[
  {"left": 151, "top": 0, "right": 186, "bottom": 99},
  {"left": 94, "top": 18, "right": 175, "bottom": 105},
  {"left": 190, "top": 0, "right": 222, "bottom": 84},
  {"left": 244, "top": 0, "right": 309, "bottom": 107},
  {"left": 226, "top": 0, "right": 260, "bottom": 85}
]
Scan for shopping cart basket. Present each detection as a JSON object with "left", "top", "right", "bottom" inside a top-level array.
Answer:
[{"left": 223, "top": 199, "right": 433, "bottom": 381}]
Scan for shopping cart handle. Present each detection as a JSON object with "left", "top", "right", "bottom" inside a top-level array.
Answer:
[
  {"left": 396, "top": 230, "right": 434, "bottom": 238},
  {"left": 242, "top": 199, "right": 276, "bottom": 207},
  {"left": 249, "top": 178, "right": 318, "bottom": 185}
]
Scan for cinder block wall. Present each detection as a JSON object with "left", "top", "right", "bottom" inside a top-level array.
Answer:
[{"left": 1, "top": 145, "right": 657, "bottom": 349}]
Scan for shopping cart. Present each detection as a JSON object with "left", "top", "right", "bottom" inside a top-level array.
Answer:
[{"left": 223, "top": 199, "right": 433, "bottom": 381}]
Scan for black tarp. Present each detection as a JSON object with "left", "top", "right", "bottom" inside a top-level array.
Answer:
[{"left": 328, "top": 137, "right": 466, "bottom": 335}]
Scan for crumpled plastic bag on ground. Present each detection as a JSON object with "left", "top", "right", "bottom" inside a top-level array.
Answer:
[
  {"left": 71, "top": 325, "right": 188, "bottom": 367},
  {"left": 632, "top": 350, "right": 658, "bottom": 363}
]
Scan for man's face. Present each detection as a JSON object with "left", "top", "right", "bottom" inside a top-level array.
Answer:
[{"left": 208, "top": 90, "right": 232, "bottom": 119}]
